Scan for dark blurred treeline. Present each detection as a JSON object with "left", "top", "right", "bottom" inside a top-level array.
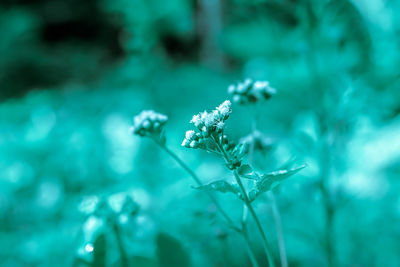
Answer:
[
  {"left": 3, "top": 0, "right": 395, "bottom": 103},
  {"left": 0, "top": 0, "right": 125, "bottom": 99}
]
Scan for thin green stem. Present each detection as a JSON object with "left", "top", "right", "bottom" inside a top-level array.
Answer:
[
  {"left": 234, "top": 170, "right": 275, "bottom": 267},
  {"left": 153, "top": 138, "right": 241, "bottom": 233},
  {"left": 241, "top": 188, "right": 260, "bottom": 267},
  {"left": 319, "top": 142, "right": 335, "bottom": 267},
  {"left": 112, "top": 221, "right": 129, "bottom": 267},
  {"left": 242, "top": 222, "right": 261, "bottom": 267},
  {"left": 248, "top": 119, "right": 257, "bottom": 165},
  {"left": 268, "top": 192, "right": 288, "bottom": 267},
  {"left": 320, "top": 180, "right": 335, "bottom": 267},
  {"left": 241, "top": 117, "right": 257, "bottom": 233},
  {"left": 213, "top": 137, "right": 275, "bottom": 267},
  {"left": 242, "top": 119, "right": 256, "bottom": 227}
]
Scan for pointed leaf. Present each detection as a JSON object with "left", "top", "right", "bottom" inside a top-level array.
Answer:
[
  {"left": 259, "top": 165, "right": 306, "bottom": 191},
  {"left": 261, "top": 165, "right": 305, "bottom": 186},
  {"left": 278, "top": 157, "right": 298, "bottom": 170},
  {"left": 192, "top": 180, "right": 240, "bottom": 195},
  {"left": 234, "top": 143, "right": 246, "bottom": 159},
  {"left": 237, "top": 164, "right": 258, "bottom": 180},
  {"left": 156, "top": 233, "right": 191, "bottom": 267},
  {"left": 229, "top": 143, "right": 245, "bottom": 160},
  {"left": 250, "top": 165, "right": 306, "bottom": 201}
]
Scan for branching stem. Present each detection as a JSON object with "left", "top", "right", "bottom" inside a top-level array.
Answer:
[
  {"left": 112, "top": 221, "right": 129, "bottom": 267},
  {"left": 151, "top": 136, "right": 264, "bottom": 267},
  {"left": 153, "top": 138, "right": 240, "bottom": 232},
  {"left": 213, "top": 137, "right": 275, "bottom": 267}
]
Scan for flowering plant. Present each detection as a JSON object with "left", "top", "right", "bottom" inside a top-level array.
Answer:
[{"left": 132, "top": 85, "right": 304, "bottom": 267}]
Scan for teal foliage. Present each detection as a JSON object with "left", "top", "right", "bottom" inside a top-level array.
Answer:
[
  {"left": 156, "top": 233, "right": 191, "bottom": 267},
  {"left": 1, "top": 0, "right": 400, "bottom": 266}
]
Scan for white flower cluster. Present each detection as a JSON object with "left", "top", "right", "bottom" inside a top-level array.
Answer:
[
  {"left": 228, "top": 78, "right": 276, "bottom": 104},
  {"left": 182, "top": 100, "right": 232, "bottom": 148},
  {"left": 181, "top": 130, "right": 203, "bottom": 149},
  {"left": 131, "top": 110, "right": 168, "bottom": 136}
]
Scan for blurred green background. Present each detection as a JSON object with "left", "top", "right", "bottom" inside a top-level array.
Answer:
[{"left": 1, "top": 0, "right": 400, "bottom": 266}]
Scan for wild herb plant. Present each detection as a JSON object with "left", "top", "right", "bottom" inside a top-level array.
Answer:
[{"left": 132, "top": 88, "right": 304, "bottom": 267}]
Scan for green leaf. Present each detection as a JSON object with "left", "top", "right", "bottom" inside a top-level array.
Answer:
[
  {"left": 259, "top": 164, "right": 306, "bottom": 191},
  {"left": 130, "top": 256, "right": 157, "bottom": 267},
  {"left": 192, "top": 180, "right": 240, "bottom": 195},
  {"left": 237, "top": 164, "right": 258, "bottom": 180},
  {"left": 232, "top": 143, "right": 246, "bottom": 160},
  {"left": 156, "top": 233, "right": 191, "bottom": 267},
  {"left": 91, "top": 233, "right": 106, "bottom": 267},
  {"left": 249, "top": 165, "right": 306, "bottom": 201}
]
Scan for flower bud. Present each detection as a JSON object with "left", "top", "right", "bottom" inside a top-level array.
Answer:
[
  {"left": 142, "top": 120, "right": 151, "bottom": 129},
  {"left": 190, "top": 114, "right": 202, "bottom": 128},
  {"left": 190, "top": 141, "right": 198, "bottom": 148},
  {"left": 181, "top": 139, "right": 190, "bottom": 147},
  {"left": 228, "top": 79, "right": 276, "bottom": 105},
  {"left": 185, "top": 130, "right": 196, "bottom": 140},
  {"left": 132, "top": 110, "right": 168, "bottom": 137}
]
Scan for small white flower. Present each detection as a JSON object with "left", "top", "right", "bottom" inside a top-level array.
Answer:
[
  {"left": 237, "top": 83, "right": 247, "bottom": 94},
  {"left": 185, "top": 130, "right": 196, "bottom": 140},
  {"left": 159, "top": 114, "right": 168, "bottom": 122},
  {"left": 142, "top": 120, "right": 151, "bottom": 129},
  {"left": 204, "top": 113, "right": 215, "bottom": 128},
  {"left": 233, "top": 95, "right": 241, "bottom": 103},
  {"left": 181, "top": 139, "right": 190, "bottom": 147},
  {"left": 228, "top": 84, "right": 235, "bottom": 94},
  {"left": 153, "top": 122, "right": 160, "bottom": 129},
  {"left": 216, "top": 121, "right": 225, "bottom": 132},
  {"left": 190, "top": 141, "right": 198, "bottom": 148},
  {"left": 200, "top": 111, "right": 208, "bottom": 122},
  {"left": 211, "top": 110, "right": 220, "bottom": 121},
  {"left": 134, "top": 116, "right": 142, "bottom": 126},
  {"left": 216, "top": 100, "right": 232, "bottom": 119},
  {"left": 253, "top": 81, "right": 268, "bottom": 90},
  {"left": 244, "top": 78, "right": 253, "bottom": 86},
  {"left": 190, "top": 114, "right": 202, "bottom": 128},
  {"left": 266, "top": 86, "right": 277, "bottom": 95},
  {"left": 148, "top": 112, "right": 156, "bottom": 121}
]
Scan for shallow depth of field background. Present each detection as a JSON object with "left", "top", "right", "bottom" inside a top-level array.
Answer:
[{"left": 1, "top": 0, "right": 400, "bottom": 266}]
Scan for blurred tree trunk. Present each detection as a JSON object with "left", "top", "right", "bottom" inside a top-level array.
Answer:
[{"left": 196, "top": 0, "right": 225, "bottom": 68}]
